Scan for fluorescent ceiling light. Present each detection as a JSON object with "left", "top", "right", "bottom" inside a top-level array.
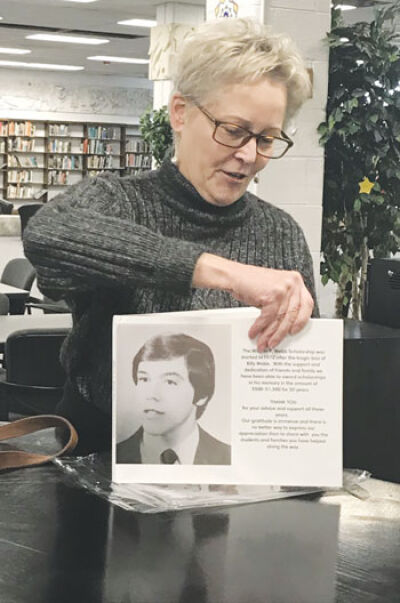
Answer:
[
  {"left": 0, "top": 59, "right": 84, "bottom": 71},
  {"left": 26, "top": 33, "right": 109, "bottom": 45},
  {"left": 117, "top": 19, "right": 157, "bottom": 28},
  {"left": 335, "top": 4, "right": 357, "bottom": 10},
  {"left": 0, "top": 47, "right": 31, "bottom": 55},
  {"left": 62, "top": 1, "right": 99, "bottom": 3},
  {"left": 87, "top": 55, "right": 149, "bottom": 64}
]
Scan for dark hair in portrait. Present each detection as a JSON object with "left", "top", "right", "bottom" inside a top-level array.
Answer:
[{"left": 132, "top": 333, "right": 215, "bottom": 418}]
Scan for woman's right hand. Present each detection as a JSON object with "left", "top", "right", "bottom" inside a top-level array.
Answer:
[{"left": 193, "top": 253, "right": 314, "bottom": 351}]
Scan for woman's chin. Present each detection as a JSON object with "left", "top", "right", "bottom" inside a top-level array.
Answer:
[{"left": 203, "top": 181, "right": 248, "bottom": 206}]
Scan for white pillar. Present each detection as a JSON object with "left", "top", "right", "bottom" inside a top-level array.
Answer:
[
  {"left": 258, "top": 0, "right": 331, "bottom": 306},
  {"left": 150, "top": 3, "right": 205, "bottom": 110}
]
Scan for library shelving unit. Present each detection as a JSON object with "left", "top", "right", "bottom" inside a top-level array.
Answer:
[
  {"left": 2, "top": 120, "right": 47, "bottom": 203},
  {"left": 123, "top": 125, "right": 152, "bottom": 173},
  {"left": 0, "top": 119, "right": 152, "bottom": 205}
]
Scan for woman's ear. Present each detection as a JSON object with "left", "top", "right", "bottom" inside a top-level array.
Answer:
[{"left": 169, "top": 93, "right": 187, "bottom": 133}]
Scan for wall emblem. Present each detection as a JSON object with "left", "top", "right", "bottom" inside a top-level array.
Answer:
[{"left": 214, "top": 0, "right": 239, "bottom": 18}]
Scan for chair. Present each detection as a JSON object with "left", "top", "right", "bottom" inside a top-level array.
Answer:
[
  {"left": 0, "top": 294, "right": 10, "bottom": 369},
  {"left": 1, "top": 257, "right": 36, "bottom": 290},
  {"left": 18, "top": 203, "right": 42, "bottom": 237},
  {"left": 0, "top": 292, "right": 9, "bottom": 315},
  {"left": 26, "top": 294, "right": 70, "bottom": 315},
  {"left": 1, "top": 257, "right": 36, "bottom": 314},
  {"left": 0, "top": 199, "right": 13, "bottom": 215},
  {"left": 0, "top": 328, "right": 69, "bottom": 420}
]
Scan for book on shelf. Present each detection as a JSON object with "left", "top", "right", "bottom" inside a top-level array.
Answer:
[
  {"left": 8, "top": 138, "right": 36, "bottom": 152},
  {"left": 7, "top": 183, "right": 34, "bottom": 199},
  {"left": 47, "top": 139, "right": 72, "bottom": 153},
  {"left": 48, "top": 124, "right": 70, "bottom": 137},
  {"left": 48, "top": 154, "right": 82, "bottom": 170},
  {"left": 88, "top": 125, "right": 118, "bottom": 140},
  {"left": 0, "top": 121, "right": 8, "bottom": 136},
  {"left": 87, "top": 155, "right": 114, "bottom": 169},
  {"left": 8, "top": 155, "right": 39, "bottom": 168},
  {"left": 126, "top": 153, "right": 151, "bottom": 169},
  {"left": 8, "top": 169, "right": 33, "bottom": 183},
  {"left": 8, "top": 121, "right": 36, "bottom": 137},
  {"left": 48, "top": 170, "right": 69, "bottom": 186},
  {"left": 82, "top": 139, "right": 115, "bottom": 155},
  {"left": 126, "top": 138, "right": 150, "bottom": 153}
]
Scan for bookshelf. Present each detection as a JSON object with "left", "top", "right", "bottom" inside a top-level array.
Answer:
[
  {"left": 0, "top": 119, "right": 152, "bottom": 204},
  {"left": 123, "top": 125, "right": 151, "bottom": 173}
]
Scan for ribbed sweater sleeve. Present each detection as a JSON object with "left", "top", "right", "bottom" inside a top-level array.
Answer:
[
  {"left": 23, "top": 173, "right": 207, "bottom": 298},
  {"left": 294, "top": 221, "right": 320, "bottom": 317}
]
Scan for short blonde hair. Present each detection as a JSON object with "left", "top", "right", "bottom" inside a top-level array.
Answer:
[{"left": 172, "top": 18, "right": 311, "bottom": 125}]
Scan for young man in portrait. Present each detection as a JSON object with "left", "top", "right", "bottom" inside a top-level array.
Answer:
[{"left": 116, "top": 333, "right": 231, "bottom": 465}]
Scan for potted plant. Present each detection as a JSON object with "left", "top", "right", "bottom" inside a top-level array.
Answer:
[
  {"left": 139, "top": 105, "right": 173, "bottom": 167},
  {"left": 318, "top": 2, "right": 400, "bottom": 318}
]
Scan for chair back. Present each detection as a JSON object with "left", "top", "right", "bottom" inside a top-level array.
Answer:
[
  {"left": 18, "top": 203, "right": 42, "bottom": 237},
  {"left": 0, "top": 293, "right": 9, "bottom": 315},
  {"left": 5, "top": 328, "right": 69, "bottom": 387},
  {"left": 1, "top": 258, "right": 36, "bottom": 291},
  {"left": 0, "top": 328, "right": 69, "bottom": 420},
  {"left": 0, "top": 199, "right": 13, "bottom": 215}
]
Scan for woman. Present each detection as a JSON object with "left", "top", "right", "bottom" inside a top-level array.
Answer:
[{"left": 24, "top": 18, "right": 318, "bottom": 454}]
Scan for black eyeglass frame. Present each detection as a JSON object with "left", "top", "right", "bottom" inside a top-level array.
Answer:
[{"left": 193, "top": 101, "right": 294, "bottom": 159}]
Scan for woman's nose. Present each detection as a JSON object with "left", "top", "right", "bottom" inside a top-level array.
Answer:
[{"left": 233, "top": 137, "right": 258, "bottom": 162}]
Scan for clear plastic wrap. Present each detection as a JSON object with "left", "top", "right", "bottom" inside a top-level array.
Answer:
[
  {"left": 0, "top": 423, "right": 371, "bottom": 512},
  {"left": 54, "top": 453, "right": 371, "bottom": 513}
]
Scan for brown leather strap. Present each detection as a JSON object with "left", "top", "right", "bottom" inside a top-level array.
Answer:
[{"left": 0, "top": 415, "right": 78, "bottom": 471}]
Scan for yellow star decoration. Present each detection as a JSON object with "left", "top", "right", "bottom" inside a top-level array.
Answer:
[{"left": 359, "top": 177, "right": 375, "bottom": 194}]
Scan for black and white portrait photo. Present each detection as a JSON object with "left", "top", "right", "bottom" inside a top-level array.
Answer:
[{"left": 115, "top": 325, "right": 231, "bottom": 467}]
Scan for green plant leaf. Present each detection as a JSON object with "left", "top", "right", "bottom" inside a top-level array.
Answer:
[
  {"left": 320, "top": 2, "right": 400, "bottom": 318},
  {"left": 139, "top": 105, "right": 173, "bottom": 166}
]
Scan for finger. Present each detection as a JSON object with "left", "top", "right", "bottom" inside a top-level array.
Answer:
[
  {"left": 256, "top": 320, "right": 280, "bottom": 352},
  {"left": 267, "top": 308, "right": 300, "bottom": 349},
  {"left": 258, "top": 286, "right": 294, "bottom": 349},
  {"left": 289, "top": 287, "right": 314, "bottom": 335},
  {"left": 247, "top": 271, "right": 303, "bottom": 344},
  {"left": 266, "top": 290, "right": 302, "bottom": 349},
  {"left": 250, "top": 287, "right": 292, "bottom": 350},
  {"left": 248, "top": 306, "right": 276, "bottom": 340},
  {"left": 255, "top": 304, "right": 290, "bottom": 350}
]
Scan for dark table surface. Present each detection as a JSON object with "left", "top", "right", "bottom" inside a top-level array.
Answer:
[
  {"left": 344, "top": 318, "right": 400, "bottom": 339},
  {"left": 1, "top": 322, "right": 400, "bottom": 602},
  {"left": 0, "top": 458, "right": 399, "bottom": 603}
]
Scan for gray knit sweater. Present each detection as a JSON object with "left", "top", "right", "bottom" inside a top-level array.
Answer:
[{"left": 24, "top": 159, "right": 318, "bottom": 416}]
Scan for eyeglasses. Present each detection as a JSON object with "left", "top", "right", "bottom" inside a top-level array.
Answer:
[{"left": 193, "top": 102, "right": 293, "bottom": 159}]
